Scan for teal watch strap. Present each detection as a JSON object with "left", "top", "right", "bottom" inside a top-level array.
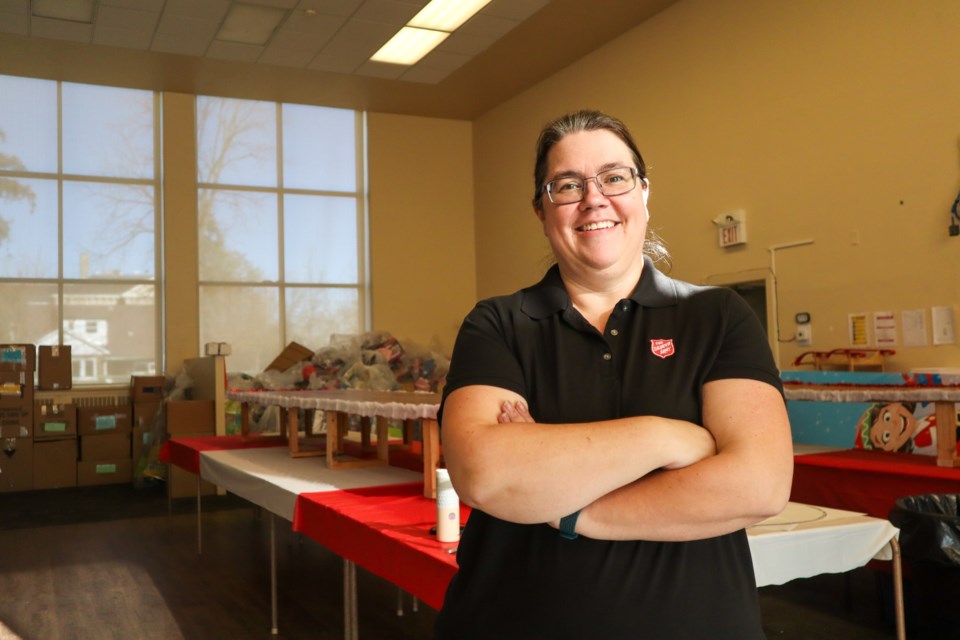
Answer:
[{"left": 559, "top": 510, "right": 580, "bottom": 540}]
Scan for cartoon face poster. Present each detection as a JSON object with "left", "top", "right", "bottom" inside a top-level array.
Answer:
[{"left": 854, "top": 402, "right": 939, "bottom": 455}]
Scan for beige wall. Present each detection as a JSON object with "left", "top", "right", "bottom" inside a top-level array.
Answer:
[
  {"left": 473, "top": 0, "right": 960, "bottom": 371},
  {"left": 367, "top": 113, "right": 477, "bottom": 355}
]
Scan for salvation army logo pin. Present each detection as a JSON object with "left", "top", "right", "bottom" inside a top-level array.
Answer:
[{"left": 650, "top": 339, "right": 675, "bottom": 359}]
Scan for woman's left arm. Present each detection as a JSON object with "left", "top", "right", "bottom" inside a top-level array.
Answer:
[{"left": 572, "top": 377, "right": 794, "bottom": 541}]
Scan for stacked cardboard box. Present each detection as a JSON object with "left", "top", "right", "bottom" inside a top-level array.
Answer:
[
  {"left": 0, "top": 344, "right": 35, "bottom": 492},
  {"left": 77, "top": 402, "right": 132, "bottom": 486},
  {"left": 38, "top": 345, "right": 72, "bottom": 390},
  {"left": 131, "top": 375, "right": 164, "bottom": 469},
  {"left": 33, "top": 402, "right": 78, "bottom": 489},
  {"left": 166, "top": 399, "right": 218, "bottom": 498}
]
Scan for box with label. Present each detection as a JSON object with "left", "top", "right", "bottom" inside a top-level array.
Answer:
[
  {"left": 77, "top": 405, "right": 131, "bottom": 436},
  {"left": 33, "top": 438, "right": 78, "bottom": 490},
  {"left": 0, "top": 370, "right": 33, "bottom": 408},
  {"left": 166, "top": 400, "right": 215, "bottom": 436},
  {"left": 80, "top": 433, "right": 131, "bottom": 462},
  {"left": 0, "top": 437, "right": 34, "bottom": 492},
  {"left": 38, "top": 345, "right": 72, "bottom": 390},
  {"left": 131, "top": 375, "right": 165, "bottom": 402},
  {"left": 0, "top": 405, "right": 33, "bottom": 439},
  {"left": 0, "top": 344, "right": 36, "bottom": 372},
  {"left": 77, "top": 458, "right": 132, "bottom": 486},
  {"left": 34, "top": 402, "right": 77, "bottom": 440}
]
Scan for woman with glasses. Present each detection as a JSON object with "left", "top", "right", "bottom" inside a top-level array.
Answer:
[{"left": 436, "top": 110, "right": 793, "bottom": 639}]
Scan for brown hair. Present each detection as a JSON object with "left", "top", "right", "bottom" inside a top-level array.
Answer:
[{"left": 532, "top": 110, "right": 669, "bottom": 265}]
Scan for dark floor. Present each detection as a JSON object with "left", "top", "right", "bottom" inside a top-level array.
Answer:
[{"left": 0, "top": 484, "right": 904, "bottom": 639}]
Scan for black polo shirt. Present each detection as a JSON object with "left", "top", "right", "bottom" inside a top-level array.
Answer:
[{"left": 435, "top": 257, "right": 782, "bottom": 640}]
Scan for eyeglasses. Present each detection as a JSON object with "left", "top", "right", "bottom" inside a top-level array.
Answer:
[{"left": 544, "top": 167, "right": 640, "bottom": 205}]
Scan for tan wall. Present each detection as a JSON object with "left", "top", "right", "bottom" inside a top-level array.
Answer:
[
  {"left": 473, "top": 0, "right": 960, "bottom": 371},
  {"left": 367, "top": 113, "right": 477, "bottom": 355}
]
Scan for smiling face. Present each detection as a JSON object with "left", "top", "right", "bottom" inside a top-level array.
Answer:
[
  {"left": 534, "top": 129, "right": 649, "bottom": 283},
  {"left": 869, "top": 403, "right": 918, "bottom": 451}
]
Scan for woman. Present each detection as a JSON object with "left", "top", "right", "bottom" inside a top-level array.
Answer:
[{"left": 436, "top": 110, "right": 793, "bottom": 639}]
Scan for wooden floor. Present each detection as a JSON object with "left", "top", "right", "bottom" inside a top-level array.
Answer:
[{"left": 0, "top": 485, "right": 902, "bottom": 639}]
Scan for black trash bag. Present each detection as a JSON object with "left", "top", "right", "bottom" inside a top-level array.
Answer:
[
  {"left": 889, "top": 494, "right": 960, "bottom": 567},
  {"left": 889, "top": 494, "right": 960, "bottom": 639}
]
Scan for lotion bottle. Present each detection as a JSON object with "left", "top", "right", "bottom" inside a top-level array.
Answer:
[{"left": 436, "top": 468, "right": 460, "bottom": 542}]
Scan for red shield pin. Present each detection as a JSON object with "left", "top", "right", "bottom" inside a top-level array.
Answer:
[{"left": 650, "top": 339, "right": 675, "bottom": 359}]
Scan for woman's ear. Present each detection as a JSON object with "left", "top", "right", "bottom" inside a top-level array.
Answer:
[{"left": 533, "top": 204, "right": 546, "bottom": 223}]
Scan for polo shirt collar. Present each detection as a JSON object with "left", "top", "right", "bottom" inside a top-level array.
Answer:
[{"left": 520, "top": 255, "right": 680, "bottom": 320}]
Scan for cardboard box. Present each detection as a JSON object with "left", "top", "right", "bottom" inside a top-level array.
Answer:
[
  {"left": 132, "top": 425, "right": 154, "bottom": 464},
  {"left": 0, "top": 437, "right": 33, "bottom": 492},
  {"left": 33, "top": 438, "right": 78, "bottom": 490},
  {"left": 80, "top": 433, "right": 131, "bottom": 461},
  {"left": 131, "top": 376, "right": 165, "bottom": 402},
  {"left": 0, "top": 370, "right": 33, "bottom": 408},
  {"left": 133, "top": 401, "right": 162, "bottom": 430},
  {"left": 166, "top": 400, "right": 215, "bottom": 436},
  {"left": 0, "top": 404, "right": 33, "bottom": 439},
  {"left": 34, "top": 402, "right": 77, "bottom": 439},
  {"left": 0, "top": 344, "right": 36, "bottom": 372},
  {"left": 77, "top": 458, "right": 132, "bottom": 486},
  {"left": 265, "top": 341, "right": 314, "bottom": 372},
  {"left": 167, "top": 464, "right": 216, "bottom": 499},
  {"left": 38, "top": 345, "right": 72, "bottom": 390},
  {"left": 77, "top": 405, "right": 131, "bottom": 436}
]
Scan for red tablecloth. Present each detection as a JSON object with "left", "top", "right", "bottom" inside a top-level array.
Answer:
[
  {"left": 159, "top": 435, "right": 286, "bottom": 474},
  {"left": 293, "top": 483, "right": 471, "bottom": 611},
  {"left": 792, "top": 449, "right": 960, "bottom": 519}
]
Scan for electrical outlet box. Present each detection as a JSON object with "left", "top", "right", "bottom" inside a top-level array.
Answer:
[{"left": 795, "top": 324, "right": 812, "bottom": 346}]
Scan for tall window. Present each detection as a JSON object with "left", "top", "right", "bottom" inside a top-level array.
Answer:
[
  {"left": 196, "top": 97, "right": 368, "bottom": 374},
  {"left": 0, "top": 75, "right": 160, "bottom": 384}
]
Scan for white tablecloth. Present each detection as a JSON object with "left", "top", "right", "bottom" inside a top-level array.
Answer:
[
  {"left": 748, "top": 502, "right": 899, "bottom": 587},
  {"left": 226, "top": 389, "right": 441, "bottom": 421},
  {"left": 199, "top": 447, "right": 423, "bottom": 520}
]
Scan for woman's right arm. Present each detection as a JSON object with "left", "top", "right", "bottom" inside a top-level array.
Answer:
[{"left": 441, "top": 385, "right": 715, "bottom": 524}]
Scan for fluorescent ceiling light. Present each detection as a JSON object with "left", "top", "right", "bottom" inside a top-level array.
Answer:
[
  {"left": 217, "top": 4, "right": 286, "bottom": 46},
  {"left": 371, "top": 27, "right": 449, "bottom": 65},
  {"left": 408, "top": 0, "right": 493, "bottom": 32},
  {"left": 32, "top": 0, "right": 94, "bottom": 23}
]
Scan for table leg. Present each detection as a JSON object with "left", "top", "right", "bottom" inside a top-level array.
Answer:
[
  {"left": 891, "top": 537, "right": 905, "bottom": 640},
  {"left": 422, "top": 418, "right": 439, "bottom": 499},
  {"left": 376, "top": 416, "right": 389, "bottom": 464},
  {"left": 270, "top": 513, "right": 279, "bottom": 636},
  {"left": 196, "top": 474, "right": 202, "bottom": 555},
  {"left": 344, "top": 558, "right": 358, "bottom": 640},
  {"left": 934, "top": 400, "right": 958, "bottom": 467},
  {"left": 326, "top": 410, "right": 339, "bottom": 469}
]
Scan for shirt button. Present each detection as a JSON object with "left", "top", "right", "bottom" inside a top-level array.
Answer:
[
  {"left": 610, "top": 329, "right": 619, "bottom": 337},
  {"left": 602, "top": 353, "right": 612, "bottom": 361}
]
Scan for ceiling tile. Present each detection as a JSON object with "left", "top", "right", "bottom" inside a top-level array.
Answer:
[
  {"left": 95, "top": 4, "right": 160, "bottom": 34},
  {"left": 353, "top": 59, "right": 406, "bottom": 79},
  {"left": 294, "top": 0, "right": 364, "bottom": 18},
  {"left": 0, "top": 0, "right": 28, "bottom": 13},
  {"left": 398, "top": 64, "right": 452, "bottom": 84},
  {"left": 163, "top": 0, "right": 230, "bottom": 21},
  {"left": 416, "top": 49, "right": 470, "bottom": 72},
  {"left": 31, "top": 16, "right": 92, "bottom": 42},
  {"left": 0, "top": 11, "right": 29, "bottom": 35},
  {"left": 244, "top": 0, "right": 299, "bottom": 9},
  {"left": 352, "top": 0, "right": 424, "bottom": 26},
  {"left": 281, "top": 8, "right": 346, "bottom": 34},
  {"left": 458, "top": 13, "right": 518, "bottom": 39},
  {"left": 101, "top": 0, "right": 164, "bottom": 11},
  {"left": 156, "top": 13, "right": 220, "bottom": 41},
  {"left": 269, "top": 26, "right": 329, "bottom": 51},
  {"left": 482, "top": 0, "right": 550, "bottom": 21},
  {"left": 436, "top": 29, "right": 494, "bottom": 56},
  {"left": 94, "top": 26, "right": 151, "bottom": 49},
  {"left": 207, "top": 40, "right": 265, "bottom": 61}
]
